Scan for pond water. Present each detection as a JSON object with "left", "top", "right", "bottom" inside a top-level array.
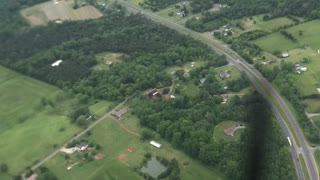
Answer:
[{"left": 140, "top": 157, "right": 167, "bottom": 178}]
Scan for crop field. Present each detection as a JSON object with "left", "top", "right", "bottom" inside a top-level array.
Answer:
[
  {"left": 45, "top": 116, "right": 224, "bottom": 180},
  {"left": 0, "top": 66, "right": 80, "bottom": 179},
  {"left": 213, "top": 121, "right": 246, "bottom": 142},
  {"left": 21, "top": 0, "right": 103, "bottom": 26}
]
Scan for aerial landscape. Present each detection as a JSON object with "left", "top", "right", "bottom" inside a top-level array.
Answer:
[{"left": 0, "top": 0, "right": 320, "bottom": 180}]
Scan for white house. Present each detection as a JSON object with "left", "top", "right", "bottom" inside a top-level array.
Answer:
[
  {"left": 280, "top": 53, "right": 289, "bottom": 58},
  {"left": 150, "top": 141, "right": 162, "bottom": 148}
]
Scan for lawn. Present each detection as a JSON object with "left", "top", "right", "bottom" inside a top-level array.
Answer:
[
  {"left": 46, "top": 117, "right": 224, "bottom": 180},
  {"left": 312, "top": 116, "right": 320, "bottom": 128},
  {"left": 164, "top": 60, "right": 209, "bottom": 76},
  {"left": 0, "top": 66, "right": 80, "bottom": 179},
  {"left": 215, "top": 65, "right": 241, "bottom": 86},
  {"left": 254, "top": 32, "right": 301, "bottom": 53},
  {"left": 89, "top": 101, "right": 115, "bottom": 117},
  {"left": 213, "top": 121, "right": 246, "bottom": 142},
  {"left": 180, "top": 80, "right": 201, "bottom": 98}
]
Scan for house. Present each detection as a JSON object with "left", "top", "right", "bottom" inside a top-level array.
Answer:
[
  {"left": 85, "top": 114, "right": 92, "bottom": 121},
  {"left": 219, "top": 71, "right": 231, "bottom": 79},
  {"left": 295, "top": 64, "right": 308, "bottom": 74},
  {"left": 105, "top": 61, "right": 113, "bottom": 65},
  {"left": 75, "top": 142, "right": 88, "bottom": 151},
  {"left": 200, "top": 78, "right": 206, "bottom": 84},
  {"left": 51, "top": 60, "right": 63, "bottom": 67},
  {"left": 170, "top": 95, "right": 176, "bottom": 99},
  {"left": 280, "top": 53, "right": 289, "bottom": 58},
  {"left": 111, "top": 108, "right": 128, "bottom": 119},
  {"left": 150, "top": 141, "right": 162, "bottom": 148}
]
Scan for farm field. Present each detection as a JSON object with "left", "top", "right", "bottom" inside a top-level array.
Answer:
[
  {"left": 45, "top": 116, "right": 224, "bottom": 180},
  {"left": 21, "top": 0, "right": 103, "bottom": 26},
  {"left": 213, "top": 121, "right": 246, "bottom": 142},
  {"left": 0, "top": 66, "right": 80, "bottom": 179}
]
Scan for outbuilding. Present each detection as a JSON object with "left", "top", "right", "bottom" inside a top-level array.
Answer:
[{"left": 150, "top": 141, "right": 162, "bottom": 148}]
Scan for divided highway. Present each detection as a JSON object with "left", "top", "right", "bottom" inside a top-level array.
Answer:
[{"left": 116, "top": 1, "right": 319, "bottom": 179}]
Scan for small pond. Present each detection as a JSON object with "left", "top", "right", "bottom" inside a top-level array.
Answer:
[{"left": 140, "top": 157, "right": 167, "bottom": 178}]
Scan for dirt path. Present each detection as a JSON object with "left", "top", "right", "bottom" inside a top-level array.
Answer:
[{"left": 111, "top": 117, "right": 141, "bottom": 138}]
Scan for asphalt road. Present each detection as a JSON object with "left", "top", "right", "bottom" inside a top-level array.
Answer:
[
  {"left": 22, "top": 96, "right": 132, "bottom": 179},
  {"left": 115, "top": 1, "right": 319, "bottom": 179}
]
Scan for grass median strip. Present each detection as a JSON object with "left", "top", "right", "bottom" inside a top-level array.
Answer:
[{"left": 299, "top": 154, "right": 310, "bottom": 180}]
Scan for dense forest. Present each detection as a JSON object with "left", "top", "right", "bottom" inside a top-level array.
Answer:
[{"left": 0, "top": 1, "right": 298, "bottom": 179}]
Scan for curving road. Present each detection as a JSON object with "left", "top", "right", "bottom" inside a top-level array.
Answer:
[{"left": 115, "top": 1, "right": 319, "bottom": 179}]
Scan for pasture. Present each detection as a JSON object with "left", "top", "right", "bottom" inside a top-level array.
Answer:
[
  {"left": 213, "top": 121, "right": 246, "bottom": 142},
  {"left": 21, "top": 0, "right": 103, "bottom": 26},
  {"left": 0, "top": 66, "right": 80, "bottom": 178},
  {"left": 45, "top": 116, "right": 224, "bottom": 180},
  {"left": 286, "top": 20, "right": 320, "bottom": 50},
  {"left": 254, "top": 32, "right": 300, "bottom": 53},
  {"left": 241, "top": 16, "right": 294, "bottom": 32}
]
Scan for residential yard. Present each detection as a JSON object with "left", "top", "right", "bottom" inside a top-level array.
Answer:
[
  {"left": 0, "top": 66, "right": 80, "bottom": 179},
  {"left": 216, "top": 65, "right": 241, "bottom": 85},
  {"left": 164, "top": 60, "right": 209, "bottom": 76},
  {"left": 45, "top": 116, "right": 224, "bottom": 180},
  {"left": 312, "top": 116, "right": 320, "bottom": 128},
  {"left": 213, "top": 121, "right": 246, "bottom": 142},
  {"left": 180, "top": 80, "right": 201, "bottom": 98}
]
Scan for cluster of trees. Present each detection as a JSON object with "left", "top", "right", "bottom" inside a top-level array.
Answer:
[
  {"left": 139, "top": 0, "right": 179, "bottom": 11},
  {"left": 280, "top": 30, "right": 298, "bottom": 42}
]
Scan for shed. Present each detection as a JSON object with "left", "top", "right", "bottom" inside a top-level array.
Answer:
[{"left": 150, "top": 141, "right": 162, "bottom": 148}]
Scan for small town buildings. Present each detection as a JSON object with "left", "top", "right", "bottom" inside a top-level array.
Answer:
[
  {"left": 150, "top": 141, "right": 162, "bottom": 148},
  {"left": 51, "top": 60, "right": 63, "bottom": 67}
]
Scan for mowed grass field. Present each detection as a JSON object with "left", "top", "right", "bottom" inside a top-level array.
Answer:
[
  {"left": 46, "top": 116, "right": 224, "bottom": 180},
  {"left": 213, "top": 121, "right": 246, "bottom": 142},
  {"left": 241, "top": 16, "right": 294, "bottom": 32},
  {"left": 0, "top": 66, "right": 80, "bottom": 179},
  {"left": 286, "top": 20, "right": 320, "bottom": 50},
  {"left": 21, "top": 0, "right": 103, "bottom": 26},
  {"left": 253, "top": 32, "right": 300, "bottom": 52}
]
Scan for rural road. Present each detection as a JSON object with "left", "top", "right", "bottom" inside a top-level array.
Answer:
[
  {"left": 22, "top": 95, "right": 133, "bottom": 179},
  {"left": 115, "top": 1, "right": 319, "bottom": 179}
]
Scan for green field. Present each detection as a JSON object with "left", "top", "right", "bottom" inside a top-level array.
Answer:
[
  {"left": 89, "top": 101, "right": 115, "bottom": 117},
  {"left": 254, "top": 32, "right": 300, "bottom": 52},
  {"left": 0, "top": 66, "right": 80, "bottom": 179},
  {"left": 241, "top": 16, "right": 294, "bottom": 32},
  {"left": 286, "top": 20, "right": 320, "bottom": 50},
  {"left": 312, "top": 116, "right": 320, "bottom": 128},
  {"left": 164, "top": 60, "right": 209, "bottom": 76},
  {"left": 314, "top": 150, "right": 320, "bottom": 172},
  {"left": 180, "top": 80, "right": 201, "bottom": 98},
  {"left": 213, "top": 121, "right": 246, "bottom": 142},
  {"left": 46, "top": 116, "right": 224, "bottom": 180},
  {"left": 304, "top": 99, "right": 320, "bottom": 113}
]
